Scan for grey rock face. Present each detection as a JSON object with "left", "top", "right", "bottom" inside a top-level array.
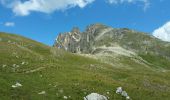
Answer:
[
  {"left": 54, "top": 24, "right": 113, "bottom": 53},
  {"left": 54, "top": 27, "right": 81, "bottom": 53}
]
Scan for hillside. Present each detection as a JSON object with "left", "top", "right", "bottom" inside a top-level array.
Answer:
[{"left": 0, "top": 30, "right": 170, "bottom": 100}]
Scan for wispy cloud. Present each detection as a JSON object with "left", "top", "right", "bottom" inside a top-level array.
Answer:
[
  {"left": 0, "top": 0, "right": 150, "bottom": 16},
  {"left": 4, "top": 22, "right": 15, "bottom": 27},
  {"left": 107, "top": 0, "right": 150, "bottom": 11},
  {"left": 153, "top": 21, "right": 170, "bottom": 42}
]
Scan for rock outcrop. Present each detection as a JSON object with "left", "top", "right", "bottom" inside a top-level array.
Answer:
[{"left": 54, "top": 24, "right": 113, "bottom": 53}]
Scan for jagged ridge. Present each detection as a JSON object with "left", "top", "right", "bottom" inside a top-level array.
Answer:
[
  {"left": 54, "top": 24, "right": 170, "bottom": 56},
  {"left": 54, "top": 24, "right": 170, "bottom": 70}
]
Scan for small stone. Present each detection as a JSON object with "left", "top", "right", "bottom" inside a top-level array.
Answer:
[
  {"left": 116, "top": 87, "right": 122, "bottom": 94},
  {"left": 16, "top": 82, "right": 22, "bottom": 87},
  {"left": 21, "top": 62, "right": 25, "bottom": 65},
  {"left": 116, "top": 87, "right": 131, "bottom": 99},
  {"left": 126, "top": 96, "right": 130, "bottom": 100},
  {"left": 12, "top": 82, "right": 22, "bottom": 88},
  {"left": 63, "top": 96, "right": 68, "bottom": 99},
  {"left": 38, "top": 91, "right": 46, "bottom": 95},
  {"left": 121, "top": 91, "right": 128, "bottom": 97}
]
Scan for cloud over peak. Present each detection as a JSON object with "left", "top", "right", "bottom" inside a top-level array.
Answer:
[{"left": 153, "top": 21, "right": 170, "bottom": 42}]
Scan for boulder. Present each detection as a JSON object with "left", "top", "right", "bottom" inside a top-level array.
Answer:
[{"left": 84, "top": 93, "right": 108, "bottom": 100}]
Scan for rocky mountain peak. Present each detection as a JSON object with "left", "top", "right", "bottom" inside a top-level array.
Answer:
[
  {"left": 54, "top": 24, "right": 170, "bottom": 58},
  {"left": 54, "top": 24, "right": 111, "bottom": 53}
]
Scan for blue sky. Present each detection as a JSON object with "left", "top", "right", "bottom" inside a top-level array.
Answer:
[{"left": 0, "top": 0, "right": 170, "bottom": 45}]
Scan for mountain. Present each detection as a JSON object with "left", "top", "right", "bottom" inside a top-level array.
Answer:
[
  {"left": 0, "top": 24, "right": 170, "bottom": 100},
  {"left": 54, "top": 24, "right": 170, "bottom": 70}
]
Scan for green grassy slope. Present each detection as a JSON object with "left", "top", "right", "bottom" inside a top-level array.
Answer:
[{"left": 0, "top": 32, "right": 170, "bottom": 100}]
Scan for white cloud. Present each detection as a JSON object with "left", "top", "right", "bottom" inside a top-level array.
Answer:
[
  {"left": 4, "top": 22, "right": 15, "bottom": 27},
  {"left": 1, "top": 0, "right": 95, "bottom": 16},
  {"left": 0, "top": 0, "right": 150, "bottom": 16},
  {"left": 107, "top": 0, "right": 150, "bottom": 11},
  {"left": 153, "top": 21, "right": 170, "bottom": 42}
]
